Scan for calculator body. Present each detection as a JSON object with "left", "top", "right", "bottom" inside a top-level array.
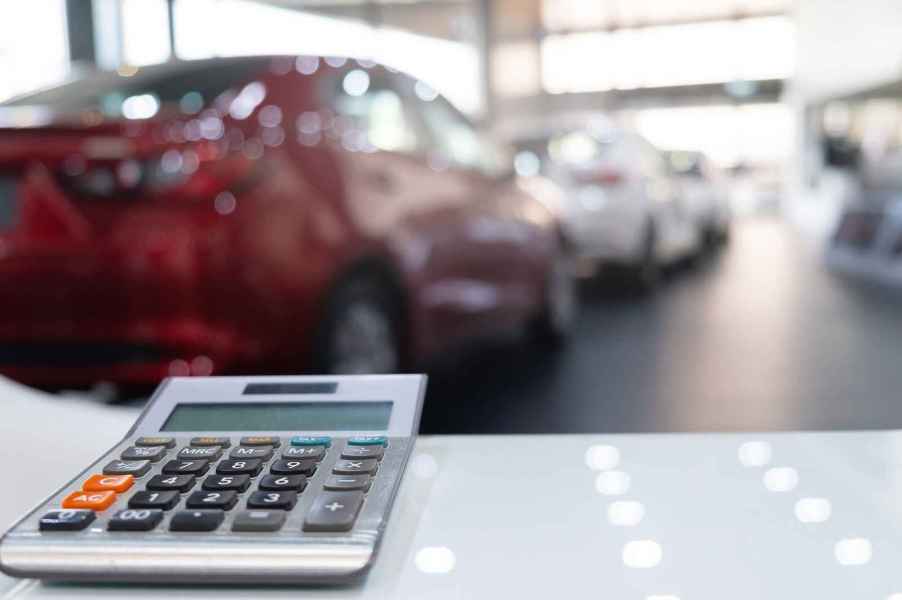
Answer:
[{"left": 0, "top": 374, "right": 426, "bottom": 584}]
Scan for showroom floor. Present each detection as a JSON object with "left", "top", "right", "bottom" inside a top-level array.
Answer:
[{"left": 421, "top": 216, "right": 902, "bottom": 435}]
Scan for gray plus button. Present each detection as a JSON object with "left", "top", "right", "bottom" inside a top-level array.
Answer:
[{"left": 303, "top": 491, "right": 364, "bottom": 532}]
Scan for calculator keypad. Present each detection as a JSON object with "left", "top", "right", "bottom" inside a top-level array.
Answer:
[{"left": 41, "top": 436, "right": 389, "bottom": 535}]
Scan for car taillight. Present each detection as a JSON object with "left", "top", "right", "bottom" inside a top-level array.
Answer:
[{"left": 574, "top": 168, "right": 624, "bottom": 187}]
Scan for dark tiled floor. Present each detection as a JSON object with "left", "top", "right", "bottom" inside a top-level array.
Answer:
[{"left": 421, "top": 217, "right": 902, "bottom": 435}]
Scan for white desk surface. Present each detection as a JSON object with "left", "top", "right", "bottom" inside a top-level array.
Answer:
[{"left": 3, "top": 378, "right": 902, "bottom": 599}]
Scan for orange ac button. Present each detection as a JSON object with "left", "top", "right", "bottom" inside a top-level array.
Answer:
[
  {"left": 62, "top": 490, "right": 117, "bottom": 511},
  {"left": 83, "top": 474, "right": 134, "bottom": 493}
]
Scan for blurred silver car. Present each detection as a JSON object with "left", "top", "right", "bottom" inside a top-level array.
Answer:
[{"left": 665, "top": 150, "right": 731, "bottom": 246}]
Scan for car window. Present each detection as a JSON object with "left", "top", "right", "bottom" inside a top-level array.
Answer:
[
  {"left": 413, "top": 92, "right": 504, "bottom": 174},
  {"left": 330, "top": 73, "right": 420, "bottom": 154}
]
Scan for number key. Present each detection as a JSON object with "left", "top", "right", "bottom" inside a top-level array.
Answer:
[
  {"left": 216, "top": 459, "right": 263, "bottom": 476},
  {"left": 39, "top": 509, "right": 95, "bottom": 531},
  {"left": 108, "top": 509, "right": 164, "bottom": 531},
  {"left": 186, "top": 490, "right": 238, "bottom": 510},
  {"left": 128, "top": 490, "right": 179, "bottom": 510},
  {"left": 270, "top": 459, "right": 316, "bottom": 476},
  {"left": 121, "top": 446, "right": 167, "bottom": 462},
  {"left": 203, "top": 474, "right": 250, "bottom": 491},
  {"left": 147, "top": 474, "right": 196, "bottom": 492},
  {"left": 247, "top": 491, "right": 297, "bottom": 510},
  {"left": 162, "top": 459, "right": 210, "bottom": 475},
  {"left": 258, "top": 474, "right": 307, "bottom": 492}
]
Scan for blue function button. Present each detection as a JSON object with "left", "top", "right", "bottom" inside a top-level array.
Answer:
[
  {"left": 290, "top": 436, "right": 332, "bottom": 447},
  {"left": 348, "top": 436, "right": 387, "bottom": 447}
]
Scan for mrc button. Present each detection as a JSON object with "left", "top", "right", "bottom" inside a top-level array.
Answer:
[{"left": 178, "top": 446, "right": 222, "bottom": 460}]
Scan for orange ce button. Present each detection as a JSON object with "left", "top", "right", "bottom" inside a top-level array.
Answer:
[
  {"left": 83, "top": 474, "right": 134, "bottom": 493},
  {"left": 62, "top": 490, "right": 117, "bottom": 511}
]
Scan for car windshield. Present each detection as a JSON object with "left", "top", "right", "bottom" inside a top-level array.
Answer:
[{"left": 3, "top": 58, "right": 269, "bottom": 118}]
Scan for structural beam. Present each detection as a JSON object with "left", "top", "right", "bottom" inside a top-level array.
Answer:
[{"left": 66, "top": 0, "right": 97, "bottom": 66}]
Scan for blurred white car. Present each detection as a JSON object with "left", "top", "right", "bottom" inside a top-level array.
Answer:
[
  {"left": 512, "top": 119, "right": 700, "bottom": 287},
  {"left": 665, "top": 150, "right": 731, "bottom": 245}
]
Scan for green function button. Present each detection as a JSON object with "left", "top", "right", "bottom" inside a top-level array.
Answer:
[
  {"left": 348, "top": 436, "right": 387, "bottom": 446},
  {"left": 290, "top": 436, "right": 332, "bottom": 447}
]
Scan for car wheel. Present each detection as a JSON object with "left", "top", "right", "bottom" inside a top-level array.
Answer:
[
  {"left": 314, "top": 275, "right": 403, "bottom": 375},
  {"left": 532, "top": 246, "right": 578, "bottom": 345},
  {"left": 629, "top": 221, "right": 660, "bottom": 291}
]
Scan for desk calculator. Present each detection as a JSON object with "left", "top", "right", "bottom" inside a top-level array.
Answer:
[{"left": 0, "top": 374, "right": 426, "bottom": 584}]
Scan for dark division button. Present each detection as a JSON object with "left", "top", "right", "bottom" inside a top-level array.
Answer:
[
  {"left": 170, "top": 510, "right": 224, "bottom": 532},
  {"left": 108, "top": 509, "right": 164, "bottom": 531},
  {"left": 186, "top": 490, "right": 238, "bottom": 510},
  {"left": 340, "top": 445, "right": 384, "bottom": 460},
  {"left": 190, "top": 437, "right": 231, "bottom": 448},
  {"left": 258, "top": 474, "right": 307, "bottom": 492},
  {"left": 247, "top": 491, "right": 298, "bottom": 510},
  {"left": 232, "top": 510, "right": 286, "bottom": 532},
  {"left": 102, "top": 459, "right": 151, "bottom": 477},
  {"left": 282, "top": 446, "right": 325, "bottom": 461},
  {"left": 121, "top": 446, "right": 167, "bottom": 462},
  {"left": 39, "top": 509, "right": 96, "bottom": 531},
  {"left": 162, "top": 459, "right": 210, "bottom": 475},
  {"left": 229, "top": 446, "right": 274, "bottom": 461},
  {"left": 135, "top": 436, "right": 175, "bottom": 448},
  {"left": 303, "top": 491, "right": 365, "bottom": 532},
  {"left": 128, "top": 490, "right": 179, "bottom": 510},
  {"left": 332, "top": 459, "right": 378, "bottom": 475},
  {"left": 203, "top": 474, "right": 251, "bottom": 491},
  {"left": 178, "top": 446, "right": 222, "bottom": 460},
  {"left": 270, "top": 459, "right": 317, "bottom": 476},
  {"left": 216, "top": 458, "right": 263, "bottom": 476},
  {"left": 240, "top": 436, "right": 280, "bottom": 447},
  {"left": 147, "top": 474, "right": 196, "bottom": 492},
  {"left": 323, "top": 474, "right": 371, "bottom": 492}
]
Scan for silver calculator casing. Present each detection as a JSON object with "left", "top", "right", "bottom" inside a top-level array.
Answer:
[{"left": 0, "top": 374, "right": 426, "bottom": 584}]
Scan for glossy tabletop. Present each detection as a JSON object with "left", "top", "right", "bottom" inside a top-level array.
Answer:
[{"left": 2, "top": 382, "right": 902, "bottom": 598}]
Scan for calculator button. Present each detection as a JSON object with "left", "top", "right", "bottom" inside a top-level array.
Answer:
[
  {"left": 240, "top": 436, "right": 280, "bottom": 447},
  {"left": 177, "top": 446, "right": 222, "bottom": 460},
  {"left": 121, "top": 446, "right": 167, "bottom": 462},
  {"left": 258, "top": 474, "right": 307, "bottom": 492},
  {"left": 128, "top": 490, "right": 179, "bottom": 510},
  {"left": 170, "top": 510, "right": 224, "bottom": 532},
  {"left": 103, "top": 460, "right": 151, "bottom": 477},
  {"left": 348, "top": 436, "right": 387, "bottom": 447},
  {"left": 332, "top": 459, "right": 378, "bottom": 475},
  {"left": 83, "top": 474, "right": 134, "bottom": 493},
  {"left": 216, "top": 458, "right": 263, "bottom": 476},
  {"left": 303, "top": 491, "right": 365, "bottom": 532},
  {"left": 39, "top": 509, "right": 96, "bottom": 531},
  {"left": 281, "top": 446, "right": 325, "bottom": 460},
  {"left": 323, "top": 475, "right": 372, "bottom": 492},
  {"left": 147, "top": 474, "right": 196, "bottom": 492},
  {"left": 135, "top": 437, "right": 175, "bottom": 448},
  {"left": 247, "top": 491, "right": 297, "bottom": 510},
  {"left": 108, "top": 509, "right": 164, "bottom": 531},
  {"left": 186, "top": 490, "right": 238, "bottom": 510},
  {"left": 190, "top": 437, "right": 231, "bottom": 448},
  {"left": 203, "top": 474, "right": 251, "bottom": 491},
  {"left": 340, "top": 445, "right": 384, "bottom": 460},
  {"left": 229, "top": 446, "right": 274, "bottom": 460},
  {"left": 62, "top": 490, "right": 117, "bottom": 511},
  {"left": 270, "top": 459, "right": 317, "bottom": 476},
  {"left": 162, "top": 459, "right": 210, "bottom": 475},
  {"left": 290, "top": 436, "right": 331, "bottom": 447},
  {"left": 232, "top": 510, "right": 286, "bottom": 532}
]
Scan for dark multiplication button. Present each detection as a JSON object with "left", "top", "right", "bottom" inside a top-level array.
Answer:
[
  {"left": 178, "top": 446, "right": 222, "bottom": 460},
  {"left": 216, "top": 459, "right": 263, "bottom": 476},
  {"left": 323, "top": 474, "right": 372, "bottom": 492},
  {"left": 229, "top": 446, "right": 274, "bottom": 461},
  {"left": 121, "top": 446, "right": 167, "bottom": 462},
  {"left": 303, "top": 491, "right": 365, "bottom": 532},
  {"left": 135, "top": 437, "right": 175, "bottom": 448},
  {"left": 282, "top": 446, "right": 325, "bottom": 461},
  {"left": 270, "top": 459, "right": 317, "bottom": 476},
  {"left": 340, "top": 445, "right": 384, "bottom": 460},
  {"left": 170, "top": 510, "right": 224, "bottom": 532},
  {"left": 247, "top": 491, "right": 298, "bottom": 510},
  {"left": 203, "top": 474, "right": 251, "bottom": 491},
  {"left": 147, "top": 474, "right": 196, "bottom": 492},
  {"left": 240, "top": 436, "right": 281, "bottom": 447},
  {"left": 190, "top": 437, "right": 231, "bottom": 448},
  {"left": 108, "top": 509, "right": 164, "bottom": 531},
  {"left": 186, "top": 490, "right": 238, "bottom": 510},
  {"left": 103, "top": 460, "right": 151, "bottom": 477},
  {"left": 129, "top": 490, "right": 180, "bottom": 510},
  {"left": 332, "top": 459, "right": 378, "bottom": 475},
  {"left": 232, "top": 510, "right": 286, "bottom": 532},
  {"left": 39, "top": 509, "right": 96, "bottom": 531},
  {"left": 162, "top": 459, "right": 210, "bottom": 475},
  {"left": 258, "top": 474, "right": 307, "bottom": 492}
]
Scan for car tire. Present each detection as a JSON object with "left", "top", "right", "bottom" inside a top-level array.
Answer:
[
  {"left": 312, "top": 273, "right": 404, "bottom": 375},
  {"left": 628, "top": 221, "right": 660, "bottom": 292},
  {"left": 531, "top": 244, "right": 578, "bottom": 346}
]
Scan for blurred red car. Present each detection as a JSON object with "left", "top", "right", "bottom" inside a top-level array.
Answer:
[{"left": 0, "top": 56, "right": 575, "bottom": 385}]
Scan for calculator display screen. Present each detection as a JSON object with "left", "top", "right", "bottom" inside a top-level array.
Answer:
[{"left": 160, "top": 401, "right": 393, "bottom": 432}]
